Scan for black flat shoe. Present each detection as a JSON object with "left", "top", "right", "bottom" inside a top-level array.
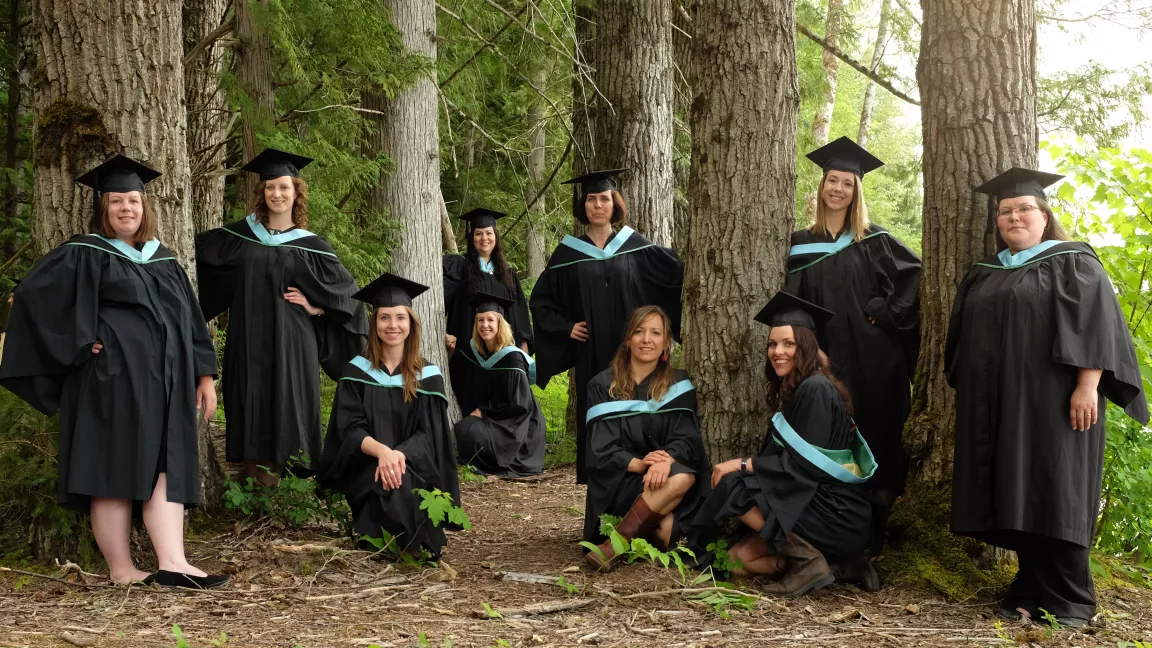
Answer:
[{"left": 142, "top": 570, "right": 231, "bottom": 589}]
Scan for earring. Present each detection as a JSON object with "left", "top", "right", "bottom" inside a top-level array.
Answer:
[{"left": 661, "top": 351, "right": 669, "bottom": 362}]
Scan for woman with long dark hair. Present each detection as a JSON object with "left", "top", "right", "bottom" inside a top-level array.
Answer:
[
  {"left": 443, "top": 209, "right": 532, "bottom": 400},
  {"left": 531, "top": 170, "right": 684, "bottom": 484},
  {"left": 582, "top": 306, "right": 710, "bottom": 572},
  {"left": 452, "top": 292, "right": 545, "bottom": 477},
  {"left": 1, "top": 156, "right": 227, "bottom": 588},
  {"left": 695, "top": 292, "right": 875, "bottom": 598},
  {"left": 317, "top": 273, "right": 460, "bottom": 558},
  {"left": 786, "top": 138, "right": 920, "bottom": 550},
  {"left": 948, "top": 168, "right": 1147, "bottom": 626},
  {"left": 196, "top": 149, "right": 367, "bottom": 484}
]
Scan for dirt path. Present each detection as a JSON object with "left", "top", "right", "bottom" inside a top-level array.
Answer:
[{"left": 2, "top": 467, "right": 1150, "bottom": 647}]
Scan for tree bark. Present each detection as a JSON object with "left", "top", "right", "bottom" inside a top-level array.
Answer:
[
  {"left": 439, "top": 193, "right": 458, "bottom": 254},
  {"left": 683, "top": 0, "right": 799, "bottom": 460},
  {"left": 377, "top": 0, "right": 455, "bottom": 415},
  {"left": 4, "top": 0, "right": 21, "bottom": 230},
  {"left": 581, "top": 0, "right": 674, "bottom": 246},
  {"left": 234, "top": 0, "right": 274, "bottom": 214},
  {"left": 907, "top": 0, "right": 1037, "bottom": 487},
  {"left": 857, "top": 0, "right": 891, "bottom": 147},
  {"left": 672, "top": 0, "right": 693, "bottom": 254},
  {"left": 184, "top": 0, "right": 231, "bottom": 510},
  {"left": 525, "top": 56, "right": 547, "bottom": 279},
  {"left": 804, "top": 0, "right": 845, "bottom": 220}
]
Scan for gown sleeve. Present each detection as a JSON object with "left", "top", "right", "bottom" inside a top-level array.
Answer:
[
  {"left": 660, "top": 411, "right": 705, "bottom": 476},
  {"left": 633, "top": 246, "right": 685, "bottom": 341},
  {"left": 442, "top": 255, "right": 468, "bottom": 340},
  {"left": 863, "top": 234, "right": 921, "bottom": 368},
  {"left": 296, "top": 250, "right": 369, "bottom": 381},
  {"left": 773, "top": 377, "right": 843, "bottom": 450},
  {"left": 316, "top": 377, "right": 372, "bottom": 492},
  {"left": 484, "top": 357, "right": 533, "bottom": 421},
  {"left": 193, "top": 227, "right": 244, "bottom": 321},
  {"left": 585, "top": 379, "right": 636, "bottom": 476},
  {"left": 509, "top": 269, "right": 534, "bottom": 353},
  {"left": 1051, "top": 252, "right": 1149, "bottom": 423},
  {"left": 0, "top": 243, "right": 103, "bottom": 414},
  {"left": 405, "top": 382, "right": 462, "bottom": 507},
  {"left": 529, "top": 264, "right": 578, "bottom": 386},
  {"left": 179, "top": 267, "right": 219, "bottom": 378},
  {"left": 944, "top": 269, "right": 976, "bottom": 389}
]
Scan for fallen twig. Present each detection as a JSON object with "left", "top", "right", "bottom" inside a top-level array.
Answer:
[
  {"left": 483, "top": 598, "right": 598, "bottom": 618},
  {"left": 303, "top": 583, "right": 411, "bottom": 602},
  {"left": 0, "top": 566, "right": 120, "bottom": 589}
]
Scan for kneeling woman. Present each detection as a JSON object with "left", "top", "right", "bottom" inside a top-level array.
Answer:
[
  {"left": 452, "top": 292, "right": 546, "bottom": 477},
  {"left": 583, "top": 306, "right": 710, "bottom": 571},
  {"left": 318, "top": 274, "right": 460, "bottom": 558},
  {"left": 698, "top": 292, "right": 875, "bottom": 598}
]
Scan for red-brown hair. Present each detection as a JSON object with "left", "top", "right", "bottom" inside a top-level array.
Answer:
[{"left": 254, "top": 176, "right": 310, "bottom": 228}]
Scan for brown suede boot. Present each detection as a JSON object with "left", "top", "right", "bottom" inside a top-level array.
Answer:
[
  {"left": 761, "top": 532, "right": 835, "bottom": 598},
  {"left": 585, "top": 496, "right": 662, "bottom": 572}
]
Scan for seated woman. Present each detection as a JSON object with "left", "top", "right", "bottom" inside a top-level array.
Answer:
[
  {"left": 452, "top": 292, "right": 546, "bottom": 477},
  {"left": 317, "top": 273, "right": 460, "bottom": 558},
  {"left": 697, "top": 292, "right": 875, "bottom": 598},
  {"left": 583, "top": 306, "right": 711, "bottom": 572}
]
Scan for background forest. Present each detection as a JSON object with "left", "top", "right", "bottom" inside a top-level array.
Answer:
[{"left": 0, "top": 0, "right": 1150, "bottom": 590}]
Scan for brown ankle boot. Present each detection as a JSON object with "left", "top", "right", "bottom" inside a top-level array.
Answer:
[
  {"left": 585, "top": 496, "right": 662, "bottom": 572},
  {"left": 762, "top": 532, "right": 834, "bottom": 598}
]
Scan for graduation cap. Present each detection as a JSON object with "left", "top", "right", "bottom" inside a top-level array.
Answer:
[
  {"left": 471, "top": 291, "right": 514, "bottom": 317},
  {"left": 241, "top": 148, "right": 313, "bottom": 181},
  {"left": 974, "top": 167, "right": 1064, "bottom": 203},
  {"left": 806, "top": 136, "right": 884, "bottom": 178},
  {"left": 353, "top": 272, "right": 429, "bottom": 309},
  {"left": 753, "top": 291, "right": 834, "bottom": 332},
  {"left": 76, "top": 155, "right": 162, "bottom": 226},
  {"left": 458, "top": 208, "right": 506, "bottom": 230},
  {"left": 562, "top": 168, "right": 627, "bottom": 195}
]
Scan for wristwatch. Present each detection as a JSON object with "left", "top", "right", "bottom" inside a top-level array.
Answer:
[{"left": 740, "top": 457, "right": 748, "bottom": 473}]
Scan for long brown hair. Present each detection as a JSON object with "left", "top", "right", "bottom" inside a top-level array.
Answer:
[
  {"left": 365, "top": 305, "right": 424, "bottom": 402},
  {"left": 574, "top": 189, "right": 629, "bottom": 225},
  {"left": 811, "top": 171, "right": 869, "bottom": 241},
  {"left": 765, "top": 326, "right": 853, "bottom": 415},
  {"left": 609, "top": 306, "right": 675, "bottom": 401},
  {"left": 254, "top": 176, "right": 310, "bottom": 228},
  {"left": 993, "top": 196, "right": 1072, "bottom": 251},
  {"left": 464, "top": 226, "right": 516, "bottom": 291},
  {"left": 94, "top": 193, "right": 157, "bottom": 244}
]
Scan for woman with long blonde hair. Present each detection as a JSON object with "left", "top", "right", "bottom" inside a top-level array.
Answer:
[
  {"left": 451, "top": 292, "right": 545, "bottom": 477},
  {"left": 195, "top": 149, "right": 367, "bottom": 485},
  {"left": 581, "top": 306, "right": 710, "bottom": 572},
  {"left": 785, "top": 137, "right": 920, "bottom": 554},
  {"left": 317, "top": 273, "right": 459, "bottom": 558}
]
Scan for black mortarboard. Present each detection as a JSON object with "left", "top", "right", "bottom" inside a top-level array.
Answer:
[
  {"left": 753, "top": 291, "right": 835, "bottom": 331},
  {"left": 353, "top": 273, "right": 429, "bottom": 309},
  {"left": 459, "top": 208, "right": 506, "bottom": 230},
  {"left": 471, "top": 291, "right": 514, "bottom": 316},
  {"left": 76, "top": 155, "right": 162, "bottom": 226},
  {"left": 562, "top": 168, "right": 627, "bottom": 195},
  {"left": 241, "top": 148, "right": 313, "bottom": 181},
  {"left": 806, "top": 136, "right": 884, "bottom": 178},
  {"left": 974, "top": 167, "right": 1064, "bottom": 202}
]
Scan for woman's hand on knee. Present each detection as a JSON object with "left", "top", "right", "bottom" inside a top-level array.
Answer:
[{"left": 643, "top": 460, "right": 672, "bottom": 491}]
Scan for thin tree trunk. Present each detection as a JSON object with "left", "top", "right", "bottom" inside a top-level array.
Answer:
[
  {"left": 584, "top": 0, "right": 674, "bottom": 246},
  {"left": 184, "top": 0, "right": 231, "bottom": 510},
  {"left": 234, "top": 0, "right": 274, "bottom": 214},
  {"left": 683, "top": 0, "right": 799, "bottom": 460},
  {"left": 31, "top": 0, "right": 192, "bottom": 557},
  {"left": 857, "top": 0, "right": 891, "bottom": 147},
  {"left": 439, "top": 193, "right": 458, "bottom": 254},
  {"left": 804, "top": 0, "right": 845, "bottom": 220},
  {"left": 0, "top": 0, "right": 21, "bottom": 341},
  {"left": 525, "top": 57, "right": 547, "bottom": 279},
  {"left": 672, "top": 0, "right": 693, "bottom": 254},
  {"left": 378, "top": 0, "right": 456, "bottom": 416}
]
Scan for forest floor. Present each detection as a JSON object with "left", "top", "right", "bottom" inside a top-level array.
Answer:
[{"left": 1, "top": 466, "right": 1151, "bottom": 648}]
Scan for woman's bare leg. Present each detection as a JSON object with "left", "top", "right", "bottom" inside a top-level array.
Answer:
[
  {"left": 142, "top": 474, "right": 206, "bottom": 577},
  {"left": 90, "top": 497, "right": 150, "bottom": 584}
]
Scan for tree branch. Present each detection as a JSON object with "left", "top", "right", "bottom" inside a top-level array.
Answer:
[
  {"left": 796, "top": 23, "right": 920, "bottom": 106},
  {"left": 439, "top": 3, "right": 529, "bottom": 88},
  {"left": 891, "top": 0, "right": 922, "bottom": 27},
  {"left": 503, "top": 134, "right": 574, "bottom": 236},
  {"left": 183, "top": 17, "right": 235, "bottom": 67}
]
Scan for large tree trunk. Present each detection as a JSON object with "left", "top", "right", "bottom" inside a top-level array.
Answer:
[
  {"left": 30, "top": 0, "right": 192, "bottom": 557},
  {"left": 234, "top": 0, "right": 274, "bottom": 214},
  {"left": 377, "top": 0, "right": 455, "bottom": 415},
  {"left": 683, "top": 0, "right": 799, "bottom": 460},
  {"left": 525, "top": 58, "right": 547, "bottom": 279},
  {"left": 857, "top": 0, "right": 891, "bottom": 147},
  {"left": 184, "top": 0, "right": 231, "bottom": 510},
  {"left": 583, "top": 0, "right": 675, "bottom": 246},
  {"left": 803, "top": 0, "right": 845, "bottom": 220},
  {"left": 0, "top": 0, "right": 22, "bottom": 334},
  {"left": 672, "top": 0, "right": 693, "bottom": 254}
]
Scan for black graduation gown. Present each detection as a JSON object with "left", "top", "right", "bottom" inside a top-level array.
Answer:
[
  {"left": 195, "top": 215, "right": 367, "bottom": 471},
  {"left": 583, "top": 369, "right": 711, "bottom": 552},
  {"left": 785, "top": 225, "right": 920, "bottom": 494},
  {"left": 693, "top": 374, "right": 874, "bottom": 561},
  {"left": 0, "top": 235, "right": 217, "bottom": 510},
  {"left": 317, "top": 358, "right": 461, "bottom": 557},
  {"left": 945, "top": 241, "right": 1148, "bottom": 548},
  {"left": 530, "top": 226, "right": 684, "bottom": 483},
  {"left": 452, "top": 341, "right": 546, "bottom": 477},
  {"left": 443, "top": 254, "right": 533, "bottom": 400}
]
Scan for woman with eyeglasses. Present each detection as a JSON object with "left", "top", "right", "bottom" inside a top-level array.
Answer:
[{"left": 948, "top": 168, "right": 1148, "bottom": 628}]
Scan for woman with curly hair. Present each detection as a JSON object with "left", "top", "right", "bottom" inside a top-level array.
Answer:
[
  {"left": 695, "top": 292, "right": 875, "bottom": 598},
  {"left": 196, "top": 149, "right": 367, "bottom": 485}
]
